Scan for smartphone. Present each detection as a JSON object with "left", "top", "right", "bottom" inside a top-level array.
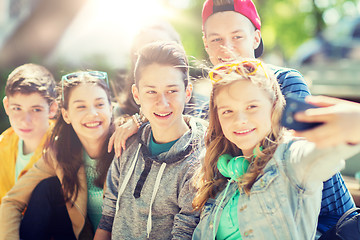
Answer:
[{"left": 281, "top": 97, "right": 323, "bottom": 131}]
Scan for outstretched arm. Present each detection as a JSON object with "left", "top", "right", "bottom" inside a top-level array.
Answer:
[{"left": 294, "top": 96, "right": 360, "bottom": 148}]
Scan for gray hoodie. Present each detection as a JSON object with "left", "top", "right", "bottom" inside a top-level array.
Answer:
[{"left": 99, "top": 116, "right": 207, "bottom": 240}]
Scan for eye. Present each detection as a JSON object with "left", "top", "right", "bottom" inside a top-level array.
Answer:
[
  {"left": 211, "top": 37, "right": 222, "bottom": 43},
  {"left": 146, "top": 90, "right": 156, "bottom": 94},
  {"left": 76, "top": 105, "right": 86, "bottom": 109},
  {"left": 96, "top": 102, "right": 105, "bottom": 108},
  {"left": 233, "top": 35, "right": 243, "bottom": 40},
  {"left": 12, "top": 106, "right": 21, "bottom": 111},
  {"left": 32, "top": 108, "right": 43, "bottom": 112},
  {"left": 168, "top": 89, "right": 178, "bottom": 94},
  {"left": 247, "top": 105, "right": 258, "bottom": 110},
  {"left": 222, "top": 109, "right": 233, "bottom": 115}
]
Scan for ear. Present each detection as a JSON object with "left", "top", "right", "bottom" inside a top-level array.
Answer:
[
  {"left": 48, "top": 101, "right": 58, "bottom": 119},
  {"left": 3, "top": 96, "right": 9, "bottom": 116},
  {"left": 253, "top": 29, "right": 261, "bottom": 50},
  {"left": 131, "top": 84, "right": 141, "bottom": 105},
  {"left": 202, "top": 34, "right": 209, "bottom": 52},
  {"left": 185, "top": 83, "right": 193, "bottom": 104},
  {"left": 61, "top": 108, "right": 71, "bottom": 124}
]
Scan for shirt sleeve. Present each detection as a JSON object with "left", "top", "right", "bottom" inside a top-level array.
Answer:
[
  {"left": 171, "top": 161, "right": 200, "bottom": 240},
  {"left": 271, "top": 66, "right": 311, "bottom": 99},
  {"left": 317, "top": 172, "right": 355, "bottom": 233},
  {"left": 0, "top": 156, "right": 55, "bottom": 240},
  {"left": 283, "top": 139, "right": 360, "bottom": 193},
  {"left": 98, "top": 156, "right": 121, "bottom": 232}
]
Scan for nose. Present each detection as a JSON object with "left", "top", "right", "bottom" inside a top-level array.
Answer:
[
  {"left": 89, "top": 106, "right": 99, "bottom": 116},
  {"left": 21, "top": 111, "right": 32, "bottom": 123},
  {"left": 221, "top": 38, "right": 234, "bottom": 51},
  {"left": 219, "top": 40, "right": 236, "bottom": 60},
  {"left": 236, "top": 112, "right": 248, "bottom": 124},
  {"left": 156, "top": 93, "right": 170, "bottom": 107}
]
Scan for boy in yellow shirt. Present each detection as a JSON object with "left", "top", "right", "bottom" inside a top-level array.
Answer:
[{"left": 0, "top": 63, "right": 57, "bottom": 204}]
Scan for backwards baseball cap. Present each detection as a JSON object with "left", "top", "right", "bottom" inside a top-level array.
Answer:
[{"left": 202, "top": 0, "right": 264, "bottom": 58}]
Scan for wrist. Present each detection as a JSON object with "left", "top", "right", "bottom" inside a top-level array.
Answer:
[{"left": 132, "top": 113, "right": 143, "bottom": 129}]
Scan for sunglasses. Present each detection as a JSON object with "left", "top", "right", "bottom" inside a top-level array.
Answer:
[
  {"left": 209, "top": 60, "right": 269, "bottom": 84},
  {"left": 61, "top": 71, "right": 109, "bottom": 101}
]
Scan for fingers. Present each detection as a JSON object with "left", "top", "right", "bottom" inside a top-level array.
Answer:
[
  {"left": 293, "top": 124, "right": 339, "bottom": 148},
  {"left": 295, "top": 96, "right": 360, "bottom": 147},
  {"left": 108, "top": 132, "right": 115, "bottom": 153},
  {"left": 110, "top": 118, "right": 139, "bottom": 158},
  {"left": 121, "top": 139, "right": 126, "bottom": 154},
  {"left": 294, "top": 108, "right": 334, "bottom": 123},
  {"left": 304, "top": 95, "right": 340, "bottom": 107},
  {"left": 114, "top": 130, "right": 125, "bottom": 158}
]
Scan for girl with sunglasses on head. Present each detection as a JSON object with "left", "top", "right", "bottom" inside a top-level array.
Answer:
[
  {"left": 191, "top": 60, "right": 360, "bottom": 240},
  {"left": 0, "top": 71, "right": 114, "bottom": 240},
  {"left": 94, "top": 41, "right": 207, "bottom": 240}
]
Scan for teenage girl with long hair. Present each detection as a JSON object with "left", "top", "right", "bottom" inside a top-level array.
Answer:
[{"left": 192, "top": 59, "right": 360, "bottom": 239}]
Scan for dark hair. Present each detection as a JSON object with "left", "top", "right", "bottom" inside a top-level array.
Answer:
[
  {"left": 118, "top": 22, "right": 182, "bottom": 116},
  {"left": 5, "top": 63, "right": 56, "bottom": 104},
  {"left": 134, "top": 41, "right": 189, "bottom": 87},
  {"left": 214, "top": 0, "right": 233, "bottom": 5},
  {"left": 44, "top": 72, "right": 114, "bottom": 202}
]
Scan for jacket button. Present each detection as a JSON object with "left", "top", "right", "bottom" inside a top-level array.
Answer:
[
  {"left": 209, "top": 224, "right": 213, "bottom": 229},
  {"left": 260, "top": 179, "right": 265, "bottom": 187},
  {"left": 244, "top": 229, "right": 253, "bottom": 237},
  {"left": 239, "top": 205, "right": 247, "bottom": 211}
]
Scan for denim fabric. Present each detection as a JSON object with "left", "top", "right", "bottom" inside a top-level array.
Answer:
[{"left": 193, "top": 139, "right": 360, "bottom": 240}]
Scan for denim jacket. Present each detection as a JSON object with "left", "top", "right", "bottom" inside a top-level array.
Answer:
[{"left": 192, "top": 138, "right": 360, "bottom": 240}]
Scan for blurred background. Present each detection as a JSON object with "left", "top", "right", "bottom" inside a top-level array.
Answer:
[{"left": 0, "top": 0, "right": 360, "bottom": 175}]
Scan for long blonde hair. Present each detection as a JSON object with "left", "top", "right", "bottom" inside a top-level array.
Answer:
[{"left": 193, "top": 60, "right": 285, "bottom": 210}]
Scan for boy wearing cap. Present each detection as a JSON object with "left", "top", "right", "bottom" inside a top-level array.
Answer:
[
  {"left": 202, "top": 0, "right": 310, "bottom": 99},
  {"left": 201, "top": 0, "right": 355, "bottom": 237}
]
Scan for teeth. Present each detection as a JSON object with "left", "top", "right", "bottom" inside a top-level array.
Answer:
[
  {"left": 219, "top": 58, "right": 235, "bottom": 63},
  {"left": 236, "top": 129, "right": 252, "bottom": 134},
  {"left": 156, "top": 112, "right": 170, "bottom": 117},
  {"left": 85, "top": 122, "right": 101, "bottom": 127}
]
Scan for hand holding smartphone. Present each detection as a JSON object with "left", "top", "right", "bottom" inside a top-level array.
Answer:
[{"left": 281, "top": 97, "right": 323, "bottom": 131}]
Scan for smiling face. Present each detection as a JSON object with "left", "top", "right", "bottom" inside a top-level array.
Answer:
[
  {"left": 132, "top": 63, "right": 192, "bottom": 143},
  {"left": 61, "top": 84, "right": 112, "bottom": 145},
  {"left": 203, "top": 11, "right": 261, "bottom": 65},
  {"left": 215, "top": 80, "right": 272, "bottom": 156},
  {"left": 3, "top": 93, "right": 56, "bottom": 151}
]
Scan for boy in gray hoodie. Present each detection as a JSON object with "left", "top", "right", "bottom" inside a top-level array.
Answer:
[{"left": 94, "top": 42, "right": 207, "bottom": 240}]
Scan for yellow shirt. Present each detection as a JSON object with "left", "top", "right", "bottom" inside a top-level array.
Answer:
[{"left": 0, "top": 122, "right": 53, "bottom": 204}]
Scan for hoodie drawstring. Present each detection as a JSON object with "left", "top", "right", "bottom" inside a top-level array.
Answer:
[
  {"left": 147, "top": 162, "right": 167, "bottom": 238},
  {"left": 115, "top": 144, "right": 141, "bottom": 214},
  {"left": 114, "top": 143, "right": 168, "bottom": 239}
]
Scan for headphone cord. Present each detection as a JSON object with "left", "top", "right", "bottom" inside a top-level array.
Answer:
[{"left": 212, "top": 178, "right": 235, "bottom": 239}]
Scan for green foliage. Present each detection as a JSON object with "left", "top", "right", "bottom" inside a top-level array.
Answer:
[
  {"left": 169, "top": 0, "right": 359, "bottom": 61},
  {"left": 256, "top": 0, "right": 359, "bottom": 59},
  {"left": 0, "top": 69, "right": 10, "bottom": 133}
]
